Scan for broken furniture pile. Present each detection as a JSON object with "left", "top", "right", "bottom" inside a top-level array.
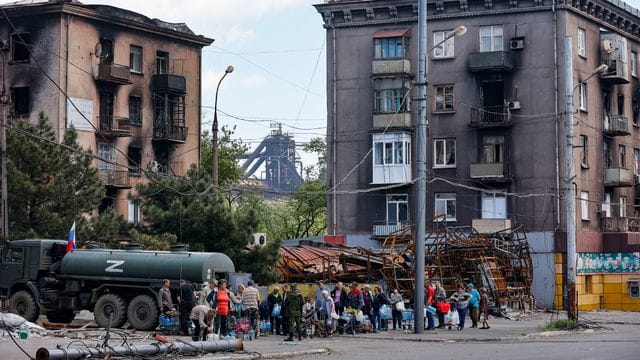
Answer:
[{"left": 277, "top": 224, "right": 534, "bottom": 310}]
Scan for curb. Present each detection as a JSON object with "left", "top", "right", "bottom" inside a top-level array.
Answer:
[{"left": 202, "top": 348, "right": 329, "bottom": 359}]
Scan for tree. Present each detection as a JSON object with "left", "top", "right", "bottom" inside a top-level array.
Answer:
[
  {"left": 7, "top": 113, "right": 105, "bottom": 239},
  {"left": 303, "top": 137, "right": 327, "bottom": 181},
  {"left": 199, "top": 125, "right": 248, "bottom": 186}
]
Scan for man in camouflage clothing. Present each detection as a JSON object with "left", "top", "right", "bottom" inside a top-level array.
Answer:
[{"left": 283, "top": 283, "right": 304, "bottom": 341}]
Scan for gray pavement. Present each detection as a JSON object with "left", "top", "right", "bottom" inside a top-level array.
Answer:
[{"left": 1, "top": 310, "right": 639, "bottom": 359}]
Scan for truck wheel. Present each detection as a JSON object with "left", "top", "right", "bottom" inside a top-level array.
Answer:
[
  {"left": 127, "top": 294, "right": 159, "bottom": 331},
  {"left": 9, "top": 290, "right": 39, "bottom": 322},
  {"left": 46, "top": 310, "right": 75, "bottom": 324},
  {"left": 94, "top": 294, "right": 127, "bottom": 328}
]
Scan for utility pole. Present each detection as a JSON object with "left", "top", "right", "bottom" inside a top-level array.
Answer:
[
  {"left": 564, "top": 36, "right": 577, "bottom": 321},
  {"left": 414, "top": 0, "right": 427, "bottom": 334},
  {"left": 1, "top": 92, "right": 7, "bottom": 239}
]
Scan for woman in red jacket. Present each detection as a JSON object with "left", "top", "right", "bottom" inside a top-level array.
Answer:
[{"left": 214, "top": 280, "right": 231, "bottom": 336}]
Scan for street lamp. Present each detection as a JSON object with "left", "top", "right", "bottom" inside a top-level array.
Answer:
[
  {"left": 211, "top": 65, "right": 234, "bottom": 188},
  {"left": 414, "top": 0, "right": 467, "bottom": 333},
  {"left": 564, "top": 34, "right": 607, "bottom": 321}
]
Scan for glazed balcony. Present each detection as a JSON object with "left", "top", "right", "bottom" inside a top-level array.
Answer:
[
  {"left": 373, "top": 113, "right": 412, "bottom": 129},
  {"left": 372, "top": 59, "right": 411, "bottom": 75}
]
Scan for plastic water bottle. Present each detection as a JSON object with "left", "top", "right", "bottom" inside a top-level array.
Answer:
[{"left": 18, "top": 325, "right": 30, "bottom": 339}]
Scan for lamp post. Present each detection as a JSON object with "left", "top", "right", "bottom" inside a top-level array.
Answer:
[
  {"left": 414, "top": 0, "right": 466, "bottom": 333},
  {"left": 211, "top": 65, "right": 234, "bottom": 188},
  {"left": 564, "top": 35, "right": 607, "bottom": 321}
]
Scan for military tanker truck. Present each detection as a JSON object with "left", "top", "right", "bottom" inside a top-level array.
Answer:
[{"left": 0, "top": 239, "right": 235, "bottom": 330}]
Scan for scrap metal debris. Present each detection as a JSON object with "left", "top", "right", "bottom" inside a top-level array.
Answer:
[{"left": 277, "top": 224, "right": 535, "bottom": 311}]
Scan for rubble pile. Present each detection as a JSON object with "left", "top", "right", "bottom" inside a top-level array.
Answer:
[{"left": 277, "top": 224, "right": 535, "bottom": 310}]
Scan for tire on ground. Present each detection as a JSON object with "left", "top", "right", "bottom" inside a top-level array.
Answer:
[
  {"left": 46, "top": 310, "right": 76, "bottom": 324},
  {"left": 94, "top": 293, "right": 127, "bottom": 328},
  {"left": 127, "top": 294, "right": 159, "bottom": 331},
  {"left": 8, "top": 290, "right": 39, "bottom": 322}
]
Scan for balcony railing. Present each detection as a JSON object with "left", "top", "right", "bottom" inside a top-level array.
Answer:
[
  {"left": 603, "top": 114, "right": 630, "bottom": 136},
  {"left": 153, "top": 124, "right": 188, "bottom": 143},
  {"left": 469, "top": 105, "right": 511, "bottom": 128},
  {"left": 470, "top": 162, "right": 511, "bottom": 180},
  {"left": 97, "top": 64, "right": 132, "bottom": 85},
  {"left": 373, "top": 113, "right": 411, "bottom": 129},
  {"left": 469, "top": 51, "right": 514, "bottom": 72},
  {"left": 97, "top": 116, "right": 132, "bottom": 137},
  {"left": 604, "top": 167, "right": 634, "bottom": 187},
  {"left": 372, "top": 221, "right": 412, "bottom": 237},
  {"left": 100, "top": 170, "right": 131, "bottom": 188},
  {"left": 602, "top": 217, "right": 640, "bottom": 232},
  {"left": 472, "top": 218, "right": 512, "bottom": 234},
  {"left": 372, "top": 59, "right": 411, "bottom": 75},
  {"left": 151, "top": 74, "right": 186, "bottom": 94}
]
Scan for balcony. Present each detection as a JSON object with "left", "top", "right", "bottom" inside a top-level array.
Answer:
[
  {"left": 469, "top": 51, "right": 514, "bottom": 72},
  {"left": 472, "top": 218, "right": 512, "bottom": 234},
  {"left": 604, "top": 167, "right": 634, "bottom": 187},
  {"left": 373, "top": 113, "right": 411, "bottom": 129},
  {"left": 97, "top": 64, "right": 132, "bottom": 85},
  {"left": 97, "top": 116, "right": 132, "bottom": 138},
  {"left": 469, "top": 105, "right": 511, "bottom": 128},
  {"left": 470, "top": 162, "right": 511, "bottom": 181},
  {"left": 603, "top": 114, "right": 630, "bottom": 136},
  {"left": 151, "top": 74, "right": 186, "bottom": 94},
  {"left": 372, "top": 221, "right": 412, "bottom": 237},
  {"left": 100, "top": 170, "right": 131, "bottom": 189},
  {"left": 153, "top": 124, "right": 188, "bottom": 144},
  {"left": 372, "top": 59, "right": 411, "bottom": 75},
  {"left": 602, "top": 217, "right": 640, "bottom": 232},
  {"left": 372, "top": 164, "right": 411, "bottom": 184}
]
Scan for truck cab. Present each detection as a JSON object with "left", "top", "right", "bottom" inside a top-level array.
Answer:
[{"left": 0, "top": 239, "right": 67, "bottom": 321}]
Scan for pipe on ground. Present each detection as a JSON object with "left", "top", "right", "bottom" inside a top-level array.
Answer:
[{"left": 36, "top": 339, "right": 243, "bottom": 360}]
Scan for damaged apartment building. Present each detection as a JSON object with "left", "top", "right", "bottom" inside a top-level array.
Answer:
[
  {"left": 0, "top": 0, "right": 212, "bottom": 222},
  {"left": 315, "top": 0, "right": 640, "bottom": 311}
]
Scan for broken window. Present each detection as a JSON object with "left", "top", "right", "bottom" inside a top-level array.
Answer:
[
  {"left": 127, "top": 146, "right": 141, "bottom": 175},
  {"left": 11, "top": 33, "right": 30, "bottom": 62},
  {"left": 11, "top": 87, "right": 29, "bottom": 116},
  {"left": 129, "top": 96, "right": 142, "bottom": 125},
  {"left": 99, "top": 38, "right": 113, "bottom": 65}
]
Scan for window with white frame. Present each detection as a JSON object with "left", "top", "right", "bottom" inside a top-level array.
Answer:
[
  {"left": 433, "top": 30, "right": 455, "bottom": 58},
  {"left": 580, "top": 135, "right": 589, "bottom": 168},
  {"left": 482, "top": 191, "right": 506, "bottom": 219},
  {"left": 373, "top": 135, "right": 410, "bottom": 165},
  {"left": 374, "top": 78, "right": 409, "bottom": 113},
  {"left": 98, "top": 142, "right": 114, "bottom": 172},
  {"left": 634, "top": 148, "right": 640, "bottom": 174},
  {"left": 435, "top": 193, "right": 456, "bottom": 221},
  {"left": 479, "top": 25, "right": 503, "bottom": 52},
  {"left": 580, "top": 191, "right": 589, "bottom": 220},
  {"left": 620, "top": 196, "right": 628, "bottom": 218},
  {"left": 128, "top": 199, "right": 140, "bottom": 224},
  {"left": 374, "top": 37, "right": 407, "bottom": 58},
  {"left": 434, "top": 84, "right": 454, "bottom": 112},
  {"left": 387, "top": 194, "right": 409, "bottom": 224},
  {"left": 577, "top": 28, "right": 586, "bottom": 57},
  {"left": 579, "top": 82, "right": 587, "bottom": 111},
  {"left": 632, "top": 51, "right": 638, "bottom": 77},
  {"left": 130, "top": 45, "right": 143, "bottom": 73},
  {"left": 629, "top": 280, "right": 640, "bottom": 298},
  {"left": 434, "top": 138, "right": 456, "bottom": 167}
]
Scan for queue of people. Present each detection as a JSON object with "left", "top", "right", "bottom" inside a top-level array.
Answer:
[{"left": 158, "top": 279, "right": 493, "bottom": 341}]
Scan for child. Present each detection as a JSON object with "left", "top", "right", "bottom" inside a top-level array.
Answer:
[
  {"left": 479, "top": 287, "right": 490, "bottom": 329},
  {"left": 302, "top": 297, "right": 316, "bottom": 337}
]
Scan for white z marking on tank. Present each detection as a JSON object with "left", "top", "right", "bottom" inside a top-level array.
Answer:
[{"left": 105, "top": 260, "right": 125, "bottom": 273}]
